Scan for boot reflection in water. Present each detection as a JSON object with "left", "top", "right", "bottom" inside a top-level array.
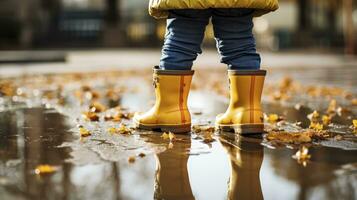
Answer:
[
  {"left": 220, "top": 134, "right": 264, "bottom": 200},
  {"left": 141, "top": 134, "right": 195, "bottom": 200}
]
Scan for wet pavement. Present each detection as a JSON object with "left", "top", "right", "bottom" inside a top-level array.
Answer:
[{"left": 0, "top": 66, "right": 356, "bottom": 200}]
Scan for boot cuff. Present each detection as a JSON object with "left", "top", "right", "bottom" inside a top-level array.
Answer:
[
  {"left": 153, "top": 66, "right": 194, "bottom": 75},
  {"left": 228, "top": 70, "right": 266, "bottom": 76}
]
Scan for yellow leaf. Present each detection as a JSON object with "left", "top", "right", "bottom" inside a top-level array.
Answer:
[
  {"left": 266, "top": 131, "right": 312, "bottom": 144},
  {"left": 307, "top": 110, "right": 320, "bottom": 122},
  {"left": 118, "top": 124, "right": 131, "bottom": 134},
  {"left": 108, "top": 125, "right": 131, "bottom": 135},
  {"left": 79, "top": 127, "right": 91, "bottom": 137},
  {"left": 266, "top": 114, "right": 280, "bottom": 123},
  {"left": 35, "top": 165, "right": 57, "bottom": 175},
  {"left": 108, "top": 127, "right": 117, "bottom": 134},
  {"left": 161, "top": 132, "right": 169, "bottom": 140},
  {"left": 168, "top": 132, "right": 176, "bottom": 141},
  {"left": 89, "top": 102, "right": 106, "bottom": 113},
  {"left": 82, "top": 112, "right": 99, "bottom": 122},
  {"left": 309, "top": 122, "right": 323, "bottom": 131},
  {"left": 353, "top": 120, "right": 357, "bottom": 128},
  {"left": 322, "top": 115, "right": 332, "bottom": 126}
]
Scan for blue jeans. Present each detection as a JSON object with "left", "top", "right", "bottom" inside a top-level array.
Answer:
[{"left": 160, "top": 9, "right": 261, "bottom": 70}]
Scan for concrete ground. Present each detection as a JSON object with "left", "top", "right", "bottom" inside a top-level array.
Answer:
[{"left": 0, "top": 49, "right": 356, "bottom": 77}]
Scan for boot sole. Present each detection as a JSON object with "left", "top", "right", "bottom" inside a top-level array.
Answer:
[
  {"left": 216, "top": 124, "right": 264, "bottom": 134},
  {"left": 135, "top": 122, "right": 192, "bottom": 134}
]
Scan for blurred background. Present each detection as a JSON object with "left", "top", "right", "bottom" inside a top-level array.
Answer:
[
  {"left": 0, "top": 0, "right": 356, "bottom": 54},
  {"left": 0, "top": 0, "right": 356, "bottom": 74}
]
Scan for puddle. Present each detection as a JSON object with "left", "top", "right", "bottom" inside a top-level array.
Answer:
[
  {"left": 0, "top": 67, "right": 356, "bottom": 200},
  {"left": 0, "top": 104, "right": 356, "bottom": 199}
]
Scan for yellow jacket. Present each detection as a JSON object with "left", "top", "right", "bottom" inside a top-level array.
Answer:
[{"left": 149, "top": 0, "right": 279, "bottom": 19}]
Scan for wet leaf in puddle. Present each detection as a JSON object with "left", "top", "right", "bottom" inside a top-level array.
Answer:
[
  {"left": 128, "top": 156, "right": 136, "bottom": 163},
  {"left": 34, "top": 165, "right": 58, "bottom": 175},
  {"left": 292, "top": 146, "right": 311, "bottom": 167},
  {"left": 82, "top": 111, "right": 99, "bottom": 122},
  {"left": 108, "top": 125, "right": 132, "bottom": 135},
  {"left": 89, "top": 102, "right": 106, "bottom": 113},
  {"left": 309, "top": 122, "right": 324, "bottom": 131},
  {"left": 193, "top": 125, "right": 215, "bottom": 143},
  {"left": 137, "top": 152, "right": 146, "bottom": 157},
  {"left": 168, "top": 132, "right": 176, "bottom": 141},
  {"left": 79, "top": 127, "right": 91, "bottom": 137},
  {"left": 266, "top": 131, "right": 312, "bottom": 144},
  {"left": 322, "top": 115, "right": 332, "bottom": 126},
  {"left": 161, "top": 132, "right": 169, "bottom": 140},
  {"left": 307, "top": 110, "right": 320, "bottom": 122},
  {"left": 352, "top": 120, "right": 357, "bottom": 134},
  {"left": 265, "top": 113, "right": 284, "bottom": 124}
]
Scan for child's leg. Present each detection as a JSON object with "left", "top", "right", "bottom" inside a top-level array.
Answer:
[
  {"left": 212, "top": 9, "right": 261, "bottom": 70},
  {"left": 160, "top": 9, "right": 211, "bottom": 70}
]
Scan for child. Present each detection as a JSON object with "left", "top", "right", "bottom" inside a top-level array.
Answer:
[{"left": 133, "top": 0, "right": 279, "bottom": 134}]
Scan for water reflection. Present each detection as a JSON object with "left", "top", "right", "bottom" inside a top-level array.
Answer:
[
  {"left": 0, "top": 108, "right": 74, "bottom": 199},
  {"left": 141, "top": 134, "right": 195, "bottom": 200},
  {"left": 219, "top": 133, "right": 264, "bottom": 200},
  {"left": 0, "top": 106, "right": 356, "bottom": 200}
]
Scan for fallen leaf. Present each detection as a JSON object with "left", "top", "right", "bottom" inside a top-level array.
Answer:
[
  {"left": 353, "top": 120, "right": 357, "bottom": 129},
  {"left": 168, "top": 132, "right": 176, "bottom": 142},
  {"left": 79, "top": 127, "right": 91, "bottom": 137},
  {"left": 161, "top": 132, "right": 169, "bottom": 140},
  {"left": 82, "top": 112, "right": 99, "bottom": 121},
  {"left": 266, "top": 114, "right": 281, "bottom": 124},
  {"left": 108, "top": 125, "right": 132, "bottom": 135},
  {"left": 89, "top": 102, "right": 106, "bottom": 113},
  {"left": 137, "top": 153, "right": 146, "bottom": 157},
  {"left": 309, "top": 122, "right": 324, "bottom": 131},
  {"left": 35, "top": 165, "right": 58, "bottom": 175},
  {"left": 108, "top": 127, "right": 117, "bottom": 134},
  {"left": 192, "top": 125, "right": 215, "bottom": 134},
  {"left": 128, "top": 156, "right": 136, "bottom": 163},
  {"left": 266, "top": 131, "right": 312, "bottom": 144},
  {"left": 307, "top": 110, "right": 320, "bottom": 122},
  {"left": 322, "top": 115, "right": 332, "bottom": 126}
]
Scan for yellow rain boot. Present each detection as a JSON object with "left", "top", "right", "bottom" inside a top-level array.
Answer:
[
  {"left": 133, "top": 67, "right": 194, "bottom": 133},
  {"left": 216, "top": 70, "right": 266, "bottom": 134}
]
